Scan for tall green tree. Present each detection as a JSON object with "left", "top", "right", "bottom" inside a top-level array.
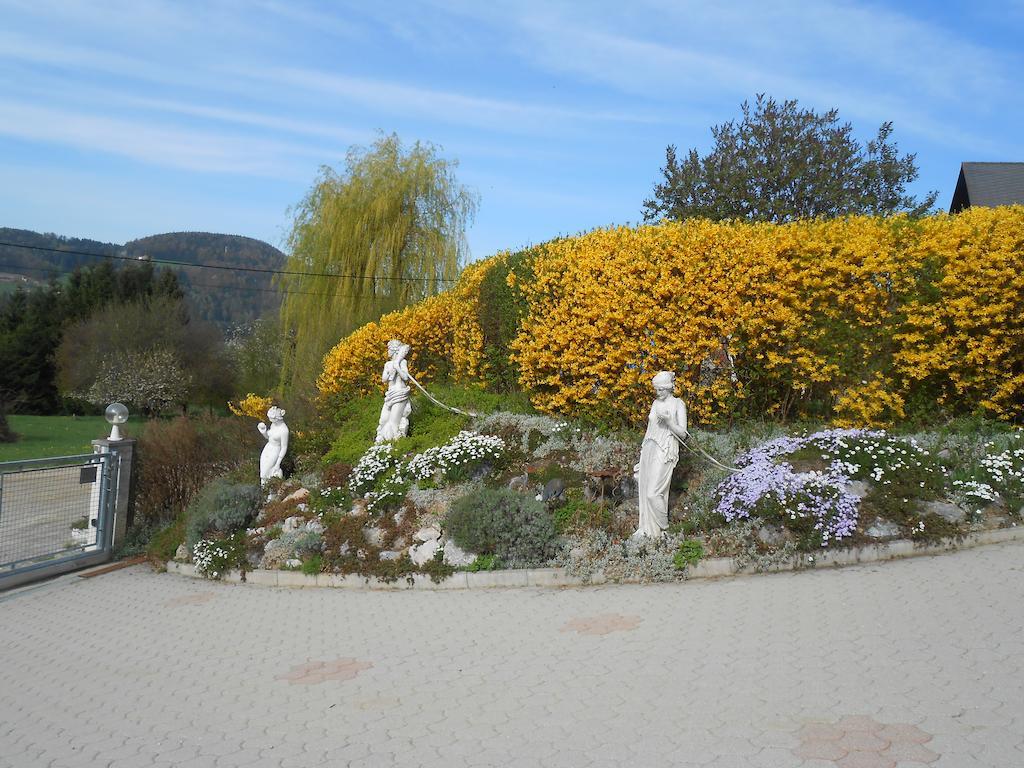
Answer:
[
  {"left": 279, "top": 133, "right": 478, "bottom": 394},
  {"left": 0, "top": 262, "right": 182, "bottom": 414},
  {"left": 643, "top": 94, "right": 937, "bottom": 223},
  {"left": 56, "top": 295, "right": 234, "bottom": 415}
]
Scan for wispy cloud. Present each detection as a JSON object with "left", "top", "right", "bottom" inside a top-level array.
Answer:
[
  {"left": 431, "top": 0, "right": 1021, "bottom": 148},
  {"left": 0, "top": 100, "right": 346, "bottom": 176},
  {"left": 244, "top": 66, "right": 664, "bottom": 132}
]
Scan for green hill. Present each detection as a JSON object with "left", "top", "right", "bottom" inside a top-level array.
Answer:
[{"left": 0, "top": 228, "right": 285, "bottom": 327}]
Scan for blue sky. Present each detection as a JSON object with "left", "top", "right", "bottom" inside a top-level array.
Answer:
[{"left": 1, "top": 0, "right": 1022, "bottom": 261}]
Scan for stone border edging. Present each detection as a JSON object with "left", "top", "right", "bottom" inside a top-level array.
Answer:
[{"left": 165, "top": 526, "right": 1024, "bottom": 590}]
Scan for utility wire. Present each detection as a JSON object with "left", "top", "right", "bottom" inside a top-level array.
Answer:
[
  {"left": 0, "top": 260, "right": 413, "bottom": 300},
  {"left": 0, "top": 240, "right": 459, "bottom": 285}
]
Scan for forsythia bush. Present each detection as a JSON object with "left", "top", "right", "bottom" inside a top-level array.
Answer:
[
  {"left": 228, "top": 393, "right": 275, "bottom": 420},
  {"left": 318, "top": 207, "right": 1024, "bottom": 426},
  {"left": 318, "top": 257, "right": 499, "bottom": 396}
]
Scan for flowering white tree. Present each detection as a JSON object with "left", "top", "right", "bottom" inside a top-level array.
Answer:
[{"left": 85, "top": 348, "right": 192, "bottom": 415}]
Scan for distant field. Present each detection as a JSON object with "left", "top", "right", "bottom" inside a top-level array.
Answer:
[{"left": 0, "top": 416, "right": 139, "bottom": 462}]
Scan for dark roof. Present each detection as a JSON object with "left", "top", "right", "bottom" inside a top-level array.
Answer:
[{"left": 949, "top": 162, "right": 1024, "bottom": 213}]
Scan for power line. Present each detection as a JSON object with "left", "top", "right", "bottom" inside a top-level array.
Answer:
[
  {"left": 0, "top": 260, "right": 410, "bottom": 300},
  {"left": 0, "top": 240, "right": 459, "bottom": 284}
]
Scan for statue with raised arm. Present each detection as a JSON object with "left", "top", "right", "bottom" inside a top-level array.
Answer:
[
  {"left": 258, "top": 405, "right": 289, "bottom": 486},
  {"left": 633, "top": 371, "right": 688, "bottom": 539},
  {"left": 375, "top": 340, "right": 412, "bottom": 443}
]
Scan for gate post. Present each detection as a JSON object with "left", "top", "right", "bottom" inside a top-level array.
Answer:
[{"left": 91, "top": 438, "right": 137, "bottom": 549}]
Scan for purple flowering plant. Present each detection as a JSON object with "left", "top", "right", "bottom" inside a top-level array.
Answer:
[{"left": 713, "top": 428, "right": 939, "bottom": 548}]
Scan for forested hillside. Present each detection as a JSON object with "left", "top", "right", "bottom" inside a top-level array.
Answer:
[{"left": 0, "top": 228, "right": 285, "bottom": 327}]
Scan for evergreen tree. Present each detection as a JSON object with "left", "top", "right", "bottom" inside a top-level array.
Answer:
[{"left": 643, "top": 95, "right": 937, "bottom": 223}]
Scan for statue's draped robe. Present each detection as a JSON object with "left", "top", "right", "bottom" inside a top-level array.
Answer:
[{"left": 635, "top": 396, "right": 687, "bottom": 538}]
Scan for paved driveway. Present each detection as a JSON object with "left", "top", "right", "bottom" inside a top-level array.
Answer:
[{"left": 1, "top": 541, "right": 1022, "bottom": 768}]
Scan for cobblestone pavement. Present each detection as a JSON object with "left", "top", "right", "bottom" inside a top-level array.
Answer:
[{"left": 1, "top": 540, "right": 1022, "bottom": 768}]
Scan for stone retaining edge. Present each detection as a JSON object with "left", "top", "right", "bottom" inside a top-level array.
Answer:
[{"left": 165, "top": 525, "right": 1023, "bottom": 590}]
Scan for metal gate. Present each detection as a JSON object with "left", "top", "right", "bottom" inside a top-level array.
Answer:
[{"left": 0, "top": 452, "right": 117, "bottom": 589}]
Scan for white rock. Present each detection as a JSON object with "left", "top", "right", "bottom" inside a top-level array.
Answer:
[
  {"left": 922, "top": 500, "right": 966, "bottom": 523},
  {"left": 363, "top": 527, "right": 385, "bottom": 547},
  {"left": 409, "top": 539, "right": 440, "bottom": 566},
  {"left": 283, "top": 487, "right": 310, "bottom": 504},
  {"left": 379, "top": 550, "right": 402, "bottom": 561},
  {"left": 304, "top": 519, "right": 325, "bottom": 534},
  {"left": 173, "top": 543, "right": 190, "bottom": 562},
  {"left": 282, "top": 516, "right": 304, "bottom": 532},
  {"left": 285, "top": 558, "right": 302, "bottom": 568},
  {"left": 442, "top": 539, "right": 475, "bottom": 567},
  {"left": 866, "top": 520, "right": 901, "bottom": 538},
  {"left": 844, "top": 480, "right": 871, "bottom": 499},
  {"left": 414, "top": 526, "right": 442, "bottom": 543}
]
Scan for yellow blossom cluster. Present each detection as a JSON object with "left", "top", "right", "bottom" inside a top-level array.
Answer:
[
  {"left": 317, "top": 256, "right": 500, "bottom": 396},
  {"left": 228, "top": 393, "right": 275, "bottom": 420},
  {"left": 318, "top": 207, "right": 1024, "bottom": 426},
  {"left": 512, "top": 208, "right": 1024, "bottom": 425}
]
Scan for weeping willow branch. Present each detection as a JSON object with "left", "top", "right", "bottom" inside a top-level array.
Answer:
[{"left": 278, "top": 133, "right": 478, "bottom": 395}]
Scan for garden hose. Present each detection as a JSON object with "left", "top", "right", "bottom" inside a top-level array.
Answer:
[
  {"left": 408, "top": 372, "right": 737, "bottom": 473},
  {"left": 675, "top": 432, "right": 741, "bottom": 473},
  {"left": 407, "top": 373, "right": 479, "bottom": 418}
]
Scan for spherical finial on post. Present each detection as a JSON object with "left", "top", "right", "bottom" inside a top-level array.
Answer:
[{"left": 104, "top": 402, "right": 129, "bottom": 441}]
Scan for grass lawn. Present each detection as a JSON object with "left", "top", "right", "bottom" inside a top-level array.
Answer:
[{"left": 0, "top": 415, "right": 141, "bottom": 462}]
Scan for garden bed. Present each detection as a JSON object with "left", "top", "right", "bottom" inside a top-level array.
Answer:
[
  {"left": 156, "top": 387, "right": 1024, "bottom": 590},
  {"left": 164, "top": 525, "right": 1023, "bottom": 590}
]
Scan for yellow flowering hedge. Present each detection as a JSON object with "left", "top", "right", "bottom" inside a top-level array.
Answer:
[
  {"left": 318, "top": 207, "right": 1024, "bottom": 426},
  {"left": 317, "top": 257, "right": 499, "bottom": 396}
]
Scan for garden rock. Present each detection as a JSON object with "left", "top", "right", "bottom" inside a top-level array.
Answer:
[
  {"left": 922, "top": 500, "right": 966, "bottom": 523},
  {"left": 866, "top": 520, "right": 901, "bottom": 538},
  {"left": 282, "top": 516, "right": 304, "bottom": 532},
  {"left": 844, "top": 480, "right": 871, "bottom": 499},
  {"left": 441, "top": 538, "right": 475, "bottom": 567},
  {"left": 616, "top": 475, "right": 638, "bottom": 501},
  {"left": 379, "top": 550, "right": 402, "bottom": 561},
  {"left": 174, "top": 543, "right": 190, "bottom": 562},
  {"left": 363, "top": 527, "right": 385, "bottom": 547},
  {"left": 283, "top": 488, "right": 310, "bottom": 504},
  {"left": 755, "top": 525, "right": 787, "bottom": 546},
  {"left": 414, "top": 526, "right": 441, "bottom": 543},
  {"left": 408, "top": 538, "right": 440, "bottom": 566}
]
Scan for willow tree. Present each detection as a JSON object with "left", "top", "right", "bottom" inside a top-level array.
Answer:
[{"left": 278, "top": 134, "right": 478, "bottom": 394}]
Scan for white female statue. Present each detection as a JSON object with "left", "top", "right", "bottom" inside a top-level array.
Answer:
[
  {"left": 375, "top": 340, "right": 412, "bottom": 443},
  {"left": 633, "top": 371, "right": 688, "bottom": 539},
  {"left": 257, "top": 406, "right": 289, "bottom": 486}
]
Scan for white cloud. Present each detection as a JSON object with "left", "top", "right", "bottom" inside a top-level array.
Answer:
[
  {"left": 244, "top": 65, "right": 664, "bottom": 132},
  {"left": 0, "top": 100, "right": 347, "bottom": 176}
]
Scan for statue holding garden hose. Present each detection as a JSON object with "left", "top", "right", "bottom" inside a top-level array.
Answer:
[
  {"left": 376, "top": 340, "right": 412, "bottom": 442},
  {"left": 633, "top": 370, "right": 688, "bottom": 539}
]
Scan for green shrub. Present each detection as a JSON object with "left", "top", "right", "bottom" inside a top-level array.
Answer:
[
  {"left": 301, "top": 554, "right": 323, "bottom": 575},
  {"left": 552, "top": 490, "right": 611, "bottom": 533},
  {"left": 445, "top": 487, "right": 557, "bottom": 567},
  {"left": 673, "top": 539, "right": 704, "bottom": 570},
  {"left": 464, "top": 554, "right": 501, "bottom": 571},
  {"left": 145, "top": 510, "right": 187, "bottom": 566},
  {"left": 322, "top": 394, "right": 384, "bottom": 465},
  {"left": 477, "top": 248, "right": 534, "bottom": 392},
  {"left": 185, "top": 478, "right": 262, "bottom": 550}
]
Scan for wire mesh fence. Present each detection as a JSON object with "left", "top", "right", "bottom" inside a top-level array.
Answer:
[{"left": 0, "top": 454, "right": 112, "bottom": 572}]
